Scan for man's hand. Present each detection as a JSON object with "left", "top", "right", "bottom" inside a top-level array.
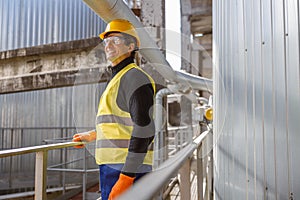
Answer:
[
  {"left": 108, "top": 173, "right": 134, "bottom": 200},
  {"left": 72, "top": 130, "right": 96, "bottom": 148}
]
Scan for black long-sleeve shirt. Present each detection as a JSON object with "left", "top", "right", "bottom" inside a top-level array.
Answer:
[{"left": 108, "top": 57, "right": 155, "bottom": 176}]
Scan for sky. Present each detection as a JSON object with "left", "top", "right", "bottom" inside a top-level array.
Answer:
[{"left": 165, "top": 0, "right": 181, "bottom": 71}]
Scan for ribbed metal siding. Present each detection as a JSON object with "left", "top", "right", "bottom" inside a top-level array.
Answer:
[
  {"left": 213, "top": 0, "right": 300, "bottom": 199},
  {"left": 0, "top": 0, "right": 106, "bottom": 51},
  {"left": 0, "top": 83, "right": 106, "bottom": 173}
]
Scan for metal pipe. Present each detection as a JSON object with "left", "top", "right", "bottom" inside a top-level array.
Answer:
[
  {"left": 153, "top": 88, "right": 173, "bottom": 169},
  {"left": 82, "top": 0, "right": 213, "bottom": 92},
  {"left": 175, "top": 70, "right": 213, "bottom": 91}
]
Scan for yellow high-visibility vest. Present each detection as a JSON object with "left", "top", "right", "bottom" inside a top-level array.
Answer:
[{"left": 95, "top": 63, "right": 156, "bottom": 165}]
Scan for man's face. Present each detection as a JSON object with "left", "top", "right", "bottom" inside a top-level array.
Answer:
[{"left": 103, "top": 33, "right": 134, "bottom": 66}]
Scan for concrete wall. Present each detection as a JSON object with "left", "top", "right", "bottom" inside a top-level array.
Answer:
[
  {"left": 0, "top": 0, "right": 109, "bottom": 94},
  {"left": 0, "top": 38, "right": 109, "bottom": 94}
]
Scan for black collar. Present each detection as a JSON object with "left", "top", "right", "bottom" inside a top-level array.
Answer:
[{"left": 110, "top": 57, "right": 134, "bottom": 78}]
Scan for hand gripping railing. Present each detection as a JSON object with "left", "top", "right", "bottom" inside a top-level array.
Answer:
[
  {"left": 118, "top": 130, "right": 211, "bottom": 200},
  {"left": 0, "top": 141, "right": 83, "bottom": 200}
]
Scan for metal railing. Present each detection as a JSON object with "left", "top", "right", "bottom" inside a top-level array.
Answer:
[
  {"left": 150, "top": 89, "right": 213, "bottom": 199},
  {"left": 0, "top": 91, "right": 213, "bottom": 200},
  {"left": 0, "top": 126, "right": 99, "bottom": 199},
  {"left": 0, "top": 129, "right": 213, "bottom": 200},
  {"left": 0, "top": 130, "right": 213, "bottom": 200},
  {"left": 0, "top": 141, "right": 84, "bottom": 200},
  {"left": 118, "top": 129, "right": 213, "bottom": 200}
]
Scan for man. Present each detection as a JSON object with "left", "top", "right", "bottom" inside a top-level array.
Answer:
[{"left": 73, "top": 19, "right": 156, "bottom": 200}]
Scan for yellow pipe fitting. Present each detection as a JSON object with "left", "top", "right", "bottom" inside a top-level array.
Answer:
[{"left": 205, "top": 107, "right": 213, "bottom": 121}]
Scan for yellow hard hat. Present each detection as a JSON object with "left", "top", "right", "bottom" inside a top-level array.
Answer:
[{"left": 99, "top": 19, "right": 140, "bottom": 47}]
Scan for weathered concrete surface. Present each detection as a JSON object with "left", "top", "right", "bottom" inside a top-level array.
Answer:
[
  {"left": 140, "top": 0, "right": 167, "bottom": 89},
  {"left": 0, "top": 37, "right": 109, "bottom": 94},
  {"left": 181, "top": 0, "right": 192, "bottom": 73},
  {"left": 0, "top": 67, "right": 109, "bottom": 94}
]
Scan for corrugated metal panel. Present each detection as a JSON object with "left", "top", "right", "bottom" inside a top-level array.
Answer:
[
  {"left": 0, "top": 0, "right": 106, "bottom": 51},
  {"left": 0, "top": 83, "right": 105, "bottom": 182},
  {"left": 213, "top": 0, "right": 300, "bottom": 199}
]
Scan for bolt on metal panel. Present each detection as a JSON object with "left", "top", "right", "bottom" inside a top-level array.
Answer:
[{"left": 213, "top": 0, "right": 300, "bottom": 199}]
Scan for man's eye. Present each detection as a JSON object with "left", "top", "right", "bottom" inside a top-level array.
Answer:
[
  {"left": 103, "top": 36, "right": 124, "bottom": 46},
  {"left": 113, "top": 38, "right": 119, "bottom": 44},
  {"left": 113, "top": 38, "right": 121, "bottom": 44}
]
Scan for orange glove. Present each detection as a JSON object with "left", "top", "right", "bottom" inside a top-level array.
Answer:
[
  {"left": 72, "top": 131, "right": 96, "bottom": 148},
  {"left": 72, "top": 134, "right": 85, "bottom": 148},
  {"left": 108, "top": 173, "right": 135, "bottom": 200}
]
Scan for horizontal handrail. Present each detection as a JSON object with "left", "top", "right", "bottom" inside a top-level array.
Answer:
[
  {"left": 0, "top": 141, "right": 85, "bottom": 200},
  {"left": 118, "top": 130, "right": 211, "bottom": 200},
  {"left": 47, "top": 168, "right": 99, "bottom": 173},
  {"left": 0, "top": 126, "right": 93, "bottom": 129},
  {"left": 1, "top": 130, "right": 211, "bottom": 199},
  {"left": 0, "top": 185, "right": 81, "bottom": 200},
  {"left": 0, "top": 141, "right": 82, "bottom": 158}
]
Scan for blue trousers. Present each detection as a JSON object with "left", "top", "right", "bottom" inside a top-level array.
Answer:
[{"left": 99, "top": 164, "right": 152, "bottom": 200}]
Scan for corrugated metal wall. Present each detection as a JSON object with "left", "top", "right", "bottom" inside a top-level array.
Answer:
[
  {"left": 213, "top": 0, "right": 300, "bottom": 199},
  {"left": 0, "top": 83, "right": 106, "bottom": 183},
  {"left": 0, "top": 0, "right": 106, "bottom": 51},
  {"left": 0, "top": 84, "right": 105, "bottom": 129}
]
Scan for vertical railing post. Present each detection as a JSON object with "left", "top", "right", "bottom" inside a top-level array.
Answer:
[
  {"left": 203, "top": 130, "right": 213, "bottom": 200},
  {"left": 197, "top": 142, "right": 203, "bottom": 200},
  {"left": 82, "top": 148, "right": 87, "bottom": 200},
  {"left": 35, "top": 151, "right": 48, "bottom": 200},
  {"left": 179, "top": 158, "right": 191, "bottom": 200},
  {"left": 206, "top": 133, "right": 213, "bottom": 200},
  {"left": 61, "top": 128, "right": 66, "bottom": 195},
  {"left": 9, "top": 129, "right": 14, "bottom": 188}
]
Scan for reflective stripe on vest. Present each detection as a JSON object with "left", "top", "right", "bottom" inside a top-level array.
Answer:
[
  {"left": 95, "top": 63, "right": 155, "bottom": 165},
  {"left": 96, "top": 114, "right": 134, "bottom": 126},
  {"left": 97, "top": 139, "right": 154, "bottom": 150}
]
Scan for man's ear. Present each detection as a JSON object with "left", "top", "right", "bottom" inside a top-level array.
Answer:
[{"left": 128, "top": 43, "right": 136, "bottom": 51}]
